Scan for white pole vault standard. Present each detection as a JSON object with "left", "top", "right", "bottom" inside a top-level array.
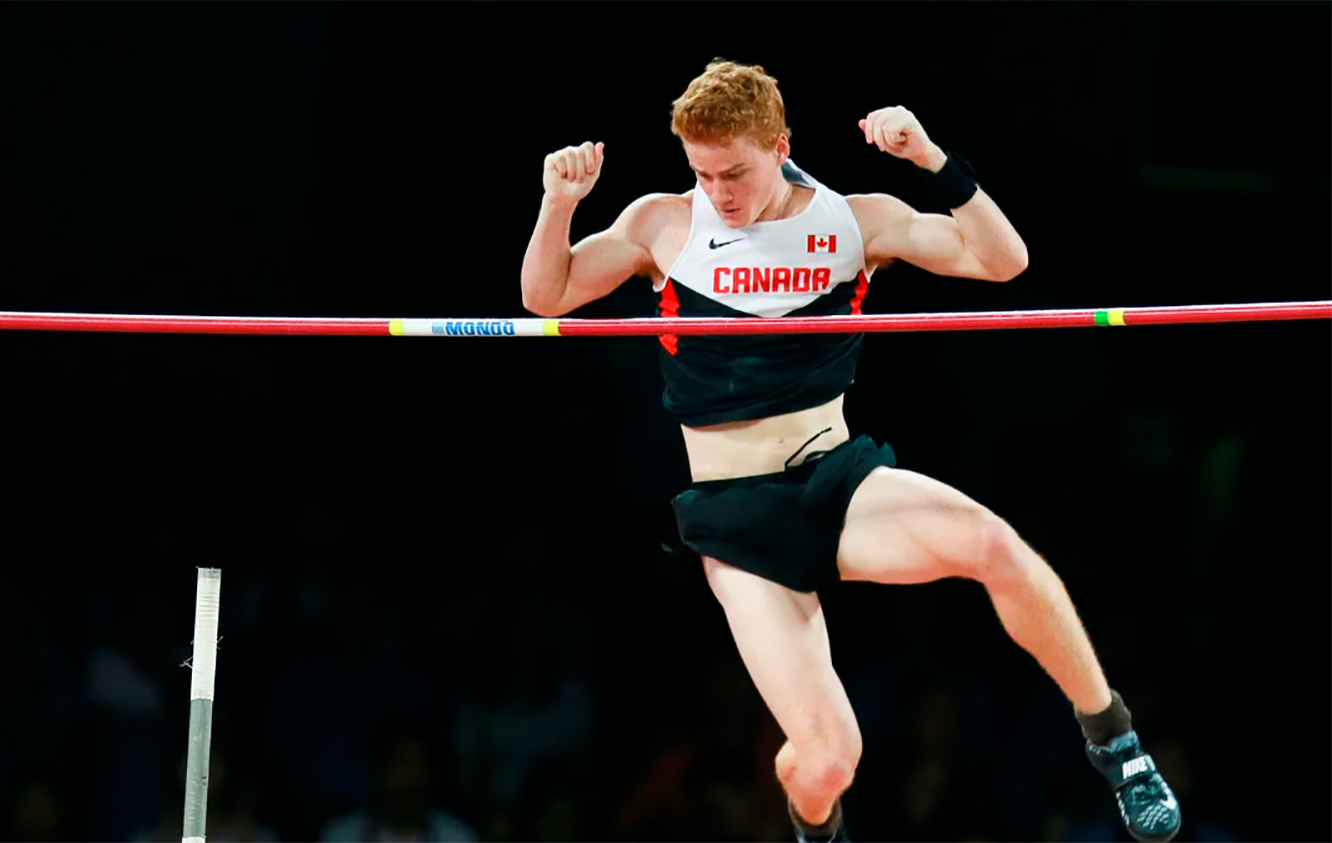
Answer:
[{"left": 182, "top": 568, "right": 221, "bottom": 843}]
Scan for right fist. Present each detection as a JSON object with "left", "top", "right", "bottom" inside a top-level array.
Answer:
[{"left": 544, "top": 141, "right": 604, "bottom": 202}]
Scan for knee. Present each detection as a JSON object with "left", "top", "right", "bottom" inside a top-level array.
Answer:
[
  {"left": 781, "top": 729, "right": 863, "bottom": 796},
  {"left": 802, "top": 747, "right": 860, "bottom": 797},
  {"left": 964, "top": 511, "right": 1035, "bottom": 588}
]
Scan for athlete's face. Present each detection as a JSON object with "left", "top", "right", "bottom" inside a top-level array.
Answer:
[{"left": 683, "top": 133, "right": 790, "bottom": 228}]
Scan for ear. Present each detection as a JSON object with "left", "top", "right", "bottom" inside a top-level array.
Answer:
[{"left": 774, "top": 133, "right": 790, "bottom": 165}]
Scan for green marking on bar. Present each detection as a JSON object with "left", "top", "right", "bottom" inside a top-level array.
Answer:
[
  {"left": 1094, "top": 311, "right": 1110, "bottom": 326},
  {"left": 182, "top": 697, "right": 214, "bottom": 840}
]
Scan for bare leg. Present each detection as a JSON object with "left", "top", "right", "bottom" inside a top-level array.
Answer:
[
  {"left": 837, "top": 467, "right": 1112, "bottom": 715},
  {"left": 702, "top": 556, "right": 861, "bottom": 826}
]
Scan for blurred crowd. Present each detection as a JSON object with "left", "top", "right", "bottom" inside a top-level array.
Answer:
[
  {"left": 0, "top": 502, "right": 1243, "bottom": 843},
  {"left": 0, "top": 419, "right": 1286, "bottom": 843}
]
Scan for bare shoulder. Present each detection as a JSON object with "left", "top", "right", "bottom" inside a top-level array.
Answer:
[
  {"left": 845, "top": 192, "right": 915, "bottom": 240},
  {"left": 605, "top": 193, "right": 692, "bottom": 281},
  {"left": 629, "top": 190, "right": 692, "bottom": 221},
  {"left": 613, "top": 191, "right": 691, "bottom": 240}
]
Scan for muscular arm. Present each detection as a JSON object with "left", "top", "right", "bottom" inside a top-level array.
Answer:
[
  {"left": 850, "top": 160, "right": 1029, "bottom": 282},
  {"left": 520, "top": 193, "right": 674, "bottom": 317}
]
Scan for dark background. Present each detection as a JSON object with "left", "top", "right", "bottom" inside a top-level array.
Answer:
[{"left": 1, "top": 2, "right": 1328, "bottom": 841}]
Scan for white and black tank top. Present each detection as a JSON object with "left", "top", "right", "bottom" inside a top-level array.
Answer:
[{"left": 654, "top": 161, "right": 872, "bottom": 427}]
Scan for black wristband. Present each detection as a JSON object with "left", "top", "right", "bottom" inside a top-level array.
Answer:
[{"left": 917, "top": 151, "right": 979, "bottom": 209}]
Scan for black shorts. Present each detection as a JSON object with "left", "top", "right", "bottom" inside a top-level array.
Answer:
[{"left": 670, "top": 434, "right": 898, "bottom": 594}]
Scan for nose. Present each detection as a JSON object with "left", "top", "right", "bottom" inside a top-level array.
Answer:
[
  {"left": 710, "top": 187, "right": 734, "bottom": 207},
  {"left": 699, "top": 178, "right": 729, "bottom": 201}
]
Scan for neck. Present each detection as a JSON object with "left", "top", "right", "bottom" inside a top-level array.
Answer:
[{"left": 755, "top": 178, "right": 794, "bottom": 223}]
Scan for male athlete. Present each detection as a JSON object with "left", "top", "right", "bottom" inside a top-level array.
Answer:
[{"left": 520, "top": 60, "right": 1181, "bottom": 843}]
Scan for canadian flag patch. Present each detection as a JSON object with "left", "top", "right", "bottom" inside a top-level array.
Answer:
[{"left": 807, "top": 234, "right": 837, "bottom": 253}]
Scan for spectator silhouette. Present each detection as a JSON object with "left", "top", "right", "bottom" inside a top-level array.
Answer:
[
  {"left": 4, "top": 779, "right": 66, "bottom": 842},
  {"left": 320, "top": 722, "right": 476, "bottom": 842}
]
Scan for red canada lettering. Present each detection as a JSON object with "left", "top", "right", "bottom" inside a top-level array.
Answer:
[
  {"left": 713, "top": 266, "right": 833, "bottom": 295},
  {"left": 793, "top": 267, "right": 811, "bottom": 292},
  {"left": 734, "top": 267, "right": 750, "bottom": 294},
  {"left": 753, "top": 267, "right": 771, "bottom": 292}
]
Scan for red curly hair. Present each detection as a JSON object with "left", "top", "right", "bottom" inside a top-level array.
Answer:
[{"left": 670, "top": 59, "right": 792, "bottom": 149}]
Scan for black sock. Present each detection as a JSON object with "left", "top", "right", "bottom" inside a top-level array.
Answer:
[
  {"left": 789, "top": 798, "right": 843, "bottom": 839},
  {"left": 1075, "top": 689, "right": 1133, "bottom": 746}
]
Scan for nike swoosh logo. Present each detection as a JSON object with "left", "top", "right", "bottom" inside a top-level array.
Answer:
[{"left": 709, "top": 237, "right": 744, "bottom": 249}]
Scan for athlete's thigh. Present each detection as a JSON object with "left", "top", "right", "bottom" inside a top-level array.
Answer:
[
  {"left": 836, "top": 466, "right": 998, "bottom": 585},
  {"left": 702, "top": 556, "right": 859, "bottom": 752}
]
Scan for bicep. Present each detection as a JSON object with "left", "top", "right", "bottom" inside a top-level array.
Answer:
[
  {"left": 861, "top": 194, "right": 989, "bottom": 280},
  {"left": 559, "top": 197, "right": 661, "bottom": 313}
]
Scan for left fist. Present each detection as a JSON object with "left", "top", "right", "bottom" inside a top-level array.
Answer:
[{"left": 859, "top": 106, "right": 941, "bottom": 168}]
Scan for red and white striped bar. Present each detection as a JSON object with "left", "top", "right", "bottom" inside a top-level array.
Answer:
[{"left": 0, "top": 301, "right": 1327, "bottom": 337}]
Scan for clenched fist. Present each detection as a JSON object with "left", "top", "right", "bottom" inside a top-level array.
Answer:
[
  {"left": 544, "top": 141, "right": 605, "bottom": 203},
  {"left": 858, "top": 107, "right": 946, "bottom": 171}
]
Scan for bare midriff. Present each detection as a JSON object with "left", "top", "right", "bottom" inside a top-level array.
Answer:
[{"left": 680, "top": 394, "right": 850, "bottom": 482}]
